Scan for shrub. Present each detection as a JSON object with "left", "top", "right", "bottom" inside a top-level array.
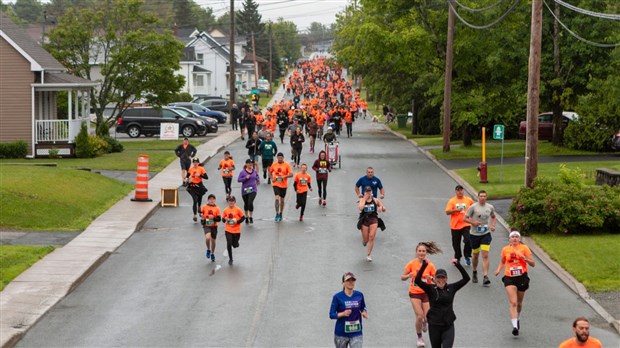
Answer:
[
  {"left": 48, "top": 148, "right": 60, "bottom": 159},
  {"left": 96, "top": 121, "right": 110, "bottom": 138},
  {"left": 75, "top": 122, "right": 93, "bottom": 158},
  {"left": 104, "top": 136, "right": 124, "bottom": 153},
  {"left": 564, "top": 117, "right": 614, "bottom": 152},
  {"left": 174, "top": 92, "right": 193, "bottom": 102},
  {"left": 0, "top": 140, "right": 28, "bottom": 158},
  {"left": 89, "top": 135, "right": 109, "bottom": 156},
  {"left": 510, "top": 166, "right": 620, "bottom": 235}
]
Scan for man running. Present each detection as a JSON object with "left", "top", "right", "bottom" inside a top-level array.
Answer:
[
  {"left": 445, "top": 185, "right": 474, "bottom": 266},
  {"left": 217, "top": 151, "right": 235, "bottom": 198},
  {"left": 293, "top": 163, "right": 312, "bottom": 221},
  {"left": 355, "top": 167, "right": 384, "bottom": 199},
  {"left": 174, "top": 137, "right": 197, "bottom": 186},
  {"left": 201, "top": 194, "right": 221, "bottom": 262},
  {"left": 222, "top": 195, "right": 245, "bottom": 265},
  {"left": 463, "top": 190, "right": 496, "bottom": 286},
  {"left": 558, "top": 317, "right": 602, "bottom": 348},
  {"left": 259, "top": 132, "right": 278, "bottom": 184},
  {"left": 269, "top": 152, "right": 293, "bottom": 222}
]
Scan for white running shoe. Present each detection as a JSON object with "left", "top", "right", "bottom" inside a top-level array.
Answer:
[
  {"left": 366, "top": 255, "right": 372, "bottom": 262},
  {"left": 416, "top": 337, "right": 425, "bottom": 347}
]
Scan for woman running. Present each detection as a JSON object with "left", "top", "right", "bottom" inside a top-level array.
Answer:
[
  {"left": 186, "top": 157, "right": 208, "bottom": 222},
  {"left": 494, "top": 230, "right": 535, "bottom": 336},
  {"left": 357, "top": 186, "right": 386, "bottom": 262},
  {"left": 218, "top": 151, "right": 235, "bottom": 198},
  {"left": 237, "top": 159, "right": 259, "bottom": 224},
  {"left": 312, "top": 150, "right": 332, "bottom": 206},
  {"left": 329, "top": 272, "right": 368, "bottom": 348},
  {"left": 200, "top": 194, "right": 221, "bottom": 262},
  {"left": 290, "top": 126, "right": 305, "bottom": 168},
  {"left": 415, "top": 258, "right": 470, "bottom": 348},
  {"left": 402, "top": 241, "right": 442, "bottom": 347}
]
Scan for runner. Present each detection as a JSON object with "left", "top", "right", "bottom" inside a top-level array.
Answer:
[
  {"left": 415, "top": 258, "right": 470, "bottom": 348},
  {"left": 293, "top": 163, "right": 312, "bottom": 221},
  {"left": 323, "top": 126, "right": 337, "bottom": 143},
  {"left": 269, "top": 152, "right": 293, "bottom": 222},
  {"left": 222, "top": 195, "right": 245, "bottom": 265},
  {"left": 344, "top": 108, "right": 354, "bottom": 137},
  {"left": 245, "top": 130, "right": 262, "bottom": 168},
  {"left": 401, "top": 241, "right": 441, "bottom": 347},
  {"left": 494, "top": 230, "right": 535, "bottom": 336},
  {"left": 186, "top": 157, "right": 208, "bottom": 222},
  {"left": 237, "top": 159, "right": 260, "bottom": 224},
  {"left": 464, "top": 190, "right": 496, "bottom": 286},
  {"left": 217, "top": 151, "right": 235, "bottom": 198},
  {"left": 445, "top": 185, "right": 474, "bottom": 266},
  {"left": 307, "top": 117, "right": 318, "bottom": 153},
  {"left": 558, "top": 317, "right": 602, "bottom": 348},
  {"left": 259, "top": 132, "right": 278, "bottom": 184},
  {"left": 312, "top": 150, "right": 332, "bottom": 206},
  {"left": 329, "top": 272, "right": 368, "bottom": 348},
  {"left": 355, "top": 167, "right": 385, "bottom": 199},
  {"left": 357, "top": 186, "right": 386, "bottom": 262},
  {"left": 277, "top": 108, "right": 289, "bottom": 144},
  {"left": 290, "top": 126, "right": 305, "bottom": 168},
  {"left": 200, "top": 194, "right": 221, "bottom": 262},
  {"left": 174, "top": 137, "right": 197, "bottom": 186}
]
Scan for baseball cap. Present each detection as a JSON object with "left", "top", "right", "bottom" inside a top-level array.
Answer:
[
  {"left": 207, "top": 194, "right": 216, "bottom": 199},
  {"left": 455, "top": 184, "right": 464, "bottom": 190},
  {"left": 435, "top": 269, "right": 448, "bottom": 278},
  {"left": 192, "top": 157, "right": 200, "bottom": 163},
  {"left": 226, "top": 195, "right": 236, "bottom": 202},
  {"left": 245, "top": 159, "right": 253, "bottom": 164},
  {"left": 364, "top": 186, "right": 372, "bottom": 192},
  {"left": 276, "top": 152, "right": 284, "bottom": 157},
  {"left": 342, "top": 272, "right": 356, "bottom": 282}
]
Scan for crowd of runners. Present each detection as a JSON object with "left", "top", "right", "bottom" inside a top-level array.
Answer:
[{"left": 175, "top": 58, "right": 604, "bottom": 348}]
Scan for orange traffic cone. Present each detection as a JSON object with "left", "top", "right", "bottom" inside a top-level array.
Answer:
[{"left": 131, "top": 155, "right": 152, "bottom": 202}]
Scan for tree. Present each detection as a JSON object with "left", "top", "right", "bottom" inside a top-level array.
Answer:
[
  {"left": 43, "top": 0, "right": 94, "bottom": 18},
  {"left": 46, "top": 0, "right": 185, "bottom": 131},
  {"left": 272, "top": 18, "right": 301, "bottom": 63},
  {"left": 13, "top": 0, "right": 42, "bottom": 23}
]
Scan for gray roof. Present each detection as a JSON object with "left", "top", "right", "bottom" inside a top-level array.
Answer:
[
  {"left": 38, "top": 71, "right": 98, "bottom": 85},
  {"left": 193, "top": 66, "right": 211, "bottom": 73},
  {"left": 0, "top": 12, "right": 65, "bottom": 71}
]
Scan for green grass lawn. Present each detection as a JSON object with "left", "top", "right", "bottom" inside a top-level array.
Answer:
[
  {"left": 455, "top": 161, "right": 620, "bottom": 198},
  {"left": 0, "top": 245, "right": 55, "bottom": 291},
  {"left": 532, "top": 234, "right": 620, "bottom": 292},
  {"left": 428, "top": 140, "right": 598, "bottom": 160},
  {"left": 0, "top": 165, "right": 133, "bottom": 231}
]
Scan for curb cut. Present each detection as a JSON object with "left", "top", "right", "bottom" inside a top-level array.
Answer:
[{"left": 384, "top": 125, "right": 620, "bottom": 334}]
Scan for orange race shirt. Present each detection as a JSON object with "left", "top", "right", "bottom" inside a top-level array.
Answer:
[
  {"left": 294, "top": 173, "right": 312, "bottom": 193},
  {"left": 219, "top": 159, "right": 235, "bottom": 177},
  {"left": 558, "top": 337, "right": 602, "bottom": 348},
  {"left": 201, "top": 204, "right": 221, "bottom": 227},
  {"left": 222, "top": 205, "right": 244, "bottom": 234},
  {"left": 404, "top": 259, "right": 436, "bottom": 295},
  {"left": 500, "top": 243, "right": 532, "bottom": 277},
  {"left": 445, "top": 196, "right": 475, "bottom": 230},
  {"left": 187, "top": 166, "right": 206, "bottom": 184},
  {"left": 270, "top": 161, "right": 293, "bottom": 188}
]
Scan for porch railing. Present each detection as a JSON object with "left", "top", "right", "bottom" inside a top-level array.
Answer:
[{"left": 36, "top": 119, "right": 84, "bottom": 143}]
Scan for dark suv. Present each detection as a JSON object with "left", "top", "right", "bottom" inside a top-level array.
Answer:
[{"left": 116, "top": 107, "right": 207, "bottom": 138}]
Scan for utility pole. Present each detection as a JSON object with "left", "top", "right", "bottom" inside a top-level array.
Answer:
[
  {"left": 251, "top": 31, "right": 259, "bottom": 89},
  {"left": 525, "top": 0, "right": 543, "bottom": 188},
  {"left": 442, "top": 0, "right": 455, "bottom": 152},
  {"left": 229, "top": 0, "right": 235, "bottom": 111},
  {"left": 269, "top": 22, "right": 273, "bottom": 96}
]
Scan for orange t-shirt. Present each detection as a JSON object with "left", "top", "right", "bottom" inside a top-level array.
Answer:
[
  {"left": 270, "top": 161, "right": 292, "bottom": 188},
  {"left": 264, "top": 118, "right": 276, "bottom": 133},
  {"left": 222, "top": 205, "right": 244, "bottom": 234},
  {"left": 294, "top": 172, "right": 312, "bottom": 193},
  {"left": 500, "top": 243, "right": 532, "bottom": 277},
  {"left": 219, "top": 159, "right": 235, "bottom": 177},
  {"left": 187, "top": 165, "right": 206, "bottom": 184},
  {"left": 558, "top": 337, "right": 602, "bottom": 348},
  {"left": 201, "top": 204, "right": 221, "bottom": 227},
  {"left": 445, "top": 196, "right": 474, "bottom": 230},
  {"left": 404, "top": 259, "right": 436, "bottom": 294}
]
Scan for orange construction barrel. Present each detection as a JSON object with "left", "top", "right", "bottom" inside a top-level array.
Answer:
[{"left": 131, "top": 154, "right": 152, "bottom": 202}]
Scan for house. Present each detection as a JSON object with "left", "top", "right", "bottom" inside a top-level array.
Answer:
[{"left": 0, "top": 12, "right": 98, "bottom": 158}]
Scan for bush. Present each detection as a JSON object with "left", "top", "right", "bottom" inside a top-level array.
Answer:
[
  {"left": 564, "top": 118, "right": 615, "bottom": 152},
  {"left": 89, "top": 135, "right": 109, "bottom": 156},
  {"left": 510, "top": 165, "right": 620, "bottom": 235},
  {"left": 174, "top": 92, "right": 193, "bottom": 102},
  {"left": 96, "top": 121, "right": 110, "bottom": 138},
  {"left": 0, "top": 140, "right": 28, "bottom": 158},
  {"left": 104, "top": 136, "right": 124, "bottom": 153},
  {"left": 75, "top": 122, "right": 93, "bottom": 158},
  {"left": 48, "top": 148, "right": 60, "bottom": 159}
]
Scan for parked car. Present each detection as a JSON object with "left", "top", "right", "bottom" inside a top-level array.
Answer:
[
  {"left": 612, "top": 130, "right": 620, "bottom": 151},
  {"left": 518, "top": 111, "right": 579, "bottom": 140},
  {"left": 199, "top": 98, "right": 229, "bottom": 113},
  {"left": 167, "top": 102, "right": 227, "bottom": 124},
  {"left": 192, "top": 95, "right": 223, "bottom": 104},
  {"left": 257, "top": 78, "right": 270, "bottom": 93},
  {"left": 170, "top": 106, "right": 218, "bottom": 135},
  {"left": 116, "top": 107, "right": 206, "bottom": 138}
]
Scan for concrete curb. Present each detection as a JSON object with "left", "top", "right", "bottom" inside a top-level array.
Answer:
[{"left": 384, "top": 125, "right": 620, "bottom": 334}]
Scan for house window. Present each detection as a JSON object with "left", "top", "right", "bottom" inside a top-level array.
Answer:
[
  {"left": 194, "top": 75, "right": 204, "bottom": 87},
  {"left": 196, "top": 53, "right": 204, "bottom": 65}
]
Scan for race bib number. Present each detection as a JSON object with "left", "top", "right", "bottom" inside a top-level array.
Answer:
[
  {"left": 300, "top": 179, "right": 307, "bottom": 185},
  {"left": 276, "top": 177, "right": 283, "bottom": 182},
  {"left": 364, "top": 204, "right": 375, "bottom": 213},
  {"left": 228, "top": 219, "right": 236, "bottom": 225},
  {"left": 510, "top": 266, "right": 524, "bottom": 276},
  {"left": 244, "top": 187, "right": 254, "bottom": 194},
  {"left": 455, "top": 203, "right": 466, "bottom": 211},
  {"left": 205, "top": 219, "right": 214, "bottom": 225},
  {"left": 318, "top": 168, "right": 327, "bottom": 174},
  {"left": 477, "top": 225, "right": 489, "bottom": 233},
  {"left": 223, "top": 169, "right": 230, "bottom": 174},
  {"left": 344, "top": 320, "right": 361, "bottom": 333}
]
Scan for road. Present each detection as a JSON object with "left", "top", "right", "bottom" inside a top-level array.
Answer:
[{"left": 17, "top": 120, "right": 619, "bottom": 347}]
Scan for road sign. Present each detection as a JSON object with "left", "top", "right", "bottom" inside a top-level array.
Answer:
[{"left": 493, "top": 124, "right": 505, "bottom": 140}]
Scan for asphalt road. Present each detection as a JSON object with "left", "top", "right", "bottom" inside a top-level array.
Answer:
[{"left": 17, "top": 120, "right": 619, "bottom": 347}]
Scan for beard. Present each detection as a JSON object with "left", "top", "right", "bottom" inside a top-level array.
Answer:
[{"left": 575, "top": 332, "right": 589, "bottom": 343}]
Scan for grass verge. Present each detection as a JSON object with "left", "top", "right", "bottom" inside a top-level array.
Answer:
[
  {"left": 0, "top": 165, "right": 133, "bottom": 231},
  {"left": 0, "top": 245, "right": 55, "bottom": 291},
  {"left": 454, "top": 161, "right": 620, "bottom": 198},
  {"left": 531, "top": 234, "right": 620, "bottom": 292},
  {"left": 428, "top": 140, "right": 598, "bottom": 160}
]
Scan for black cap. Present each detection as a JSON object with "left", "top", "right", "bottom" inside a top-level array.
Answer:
[
  {"left": 226, "top": 195, "right": 236, "bottom": 201},
  {"left": 364, "top": 186, "right": 372, "bottom": 192},
  {"left": 245, "top": 159, "right": 253, "bottom": 164},
  {"left": 435, "top": 269, "right": 448, "bottom": 278},
  {"left": 455, "top": 184, "right": 464, "bottom": 190},
  {"left": 276, "top": 152, "right": 284, "bottom": 157},
  {"left": 207, "top": 194, "right": 216, "bottom": 199}
]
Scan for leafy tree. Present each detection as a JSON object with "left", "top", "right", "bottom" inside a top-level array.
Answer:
[
  {"left": 43, "top": 0, "right": 93, "bottom": 18},
  {"left": 272, "top": 17, "right": 301, "bottom": 64},
  {"left": 46, "top": 0, "right": 185, "bottom": 131},
  {"left": 13, "top": 0, "right": 42, "bottom": 23}
]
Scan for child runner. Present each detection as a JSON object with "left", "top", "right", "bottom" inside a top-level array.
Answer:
[
  {"left": 222, "top": 196, "right": 245, "bottom": 265},
  {"left": 293, "top": 164, "right": 312, "bottom": 221},
  {"left": 218, "top": 151, "right": 236, "bottom": 198},
  {"left": 201, "top": 194, "right": 221, "bottom": 262}
]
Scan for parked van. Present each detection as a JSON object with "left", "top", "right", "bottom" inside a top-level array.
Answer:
[{"left": 116, "top": 107, "right": 206, "bottom": 138}]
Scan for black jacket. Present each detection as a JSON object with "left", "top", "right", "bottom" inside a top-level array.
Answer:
[
  {"left": 175, "top": 143, "right": 197, "bottom": 161},
  {"left": 246, "top": 138, "right": 262, "bottom": 156},
  {"left": 415, "top": 261, "right": 470, "bottom": 327}
]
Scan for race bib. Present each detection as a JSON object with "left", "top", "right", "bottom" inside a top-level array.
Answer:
[
  {"left": 300, "top": 179, "right": 307, "bottom": 185},
  {"left": 223, "top": 169, "right": 230, "bottom": 174},
  {"left": 455, "top": 203, "right": 466, "bottom": 211},
  {"left": 228, "top": 219, "right": 236, "bottom": 225},
  {"left": 364, "top": 204, "right": 375, "bottom": 213},
  {"left": 344, "top": 320, "right": 361, "bottom": 333},
  {"left": 244, "top": 187, "right": 254, "bottom": 194},
  {"left": 205, "top": 219, "right": 214, "bottom": 225},
  {"left": 276, "top": 177, "right": 283, "bottom": 182},
  {"left": 319, "top": 168, "right": 327, "bottom": 174},
  {"left": 510, "top": 266, "right": 524, "bottom": 276},
  {"left": 477, "top": 225, "right": 489, "bottom": 233}
]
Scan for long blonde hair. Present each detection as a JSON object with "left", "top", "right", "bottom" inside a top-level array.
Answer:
[{"left": 417, "top": 241, "right": 442, "bottom": 255}]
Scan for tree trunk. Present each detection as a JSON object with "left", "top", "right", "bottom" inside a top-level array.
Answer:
[
  {"left": 463, "top": 124, "right": 472, "bottom": 147},
  {"left": 551, "top": 1, "right": 564, "bottom": 146}
]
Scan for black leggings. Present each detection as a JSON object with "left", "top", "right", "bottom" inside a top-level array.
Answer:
[
  {"left": 279, "top": 128, "right": 287, "bottom": 143},
  {"left": 451, "top": 227, "right": 472, "bottom": 260},
  {"left": 346, "top": 123, "right": 353, "bottom": 136},
  {"left": 429, "top": 323, "right": 455, "bottom": 348},
  {"left": 225, "top": 232, "right": 240, "bottom": 261},
  {"left": 317, "top": 179, "right": 327, "bottom": 199},
  {"left": 296, "top": 192, "right": 307, "bottom": 215},
  {"left": 242, "top": 192, "right": 257, "bottom": 212},
  {"left": 292, "top": 147, "right": 302, "bottom": 165},
  {"left": 223, "top": 177, "right": 232, "bottom": 195}
]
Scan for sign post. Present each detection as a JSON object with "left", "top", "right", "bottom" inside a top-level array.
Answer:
[{"left": 493, "top": 124, "right": 505, "bottom": 182}]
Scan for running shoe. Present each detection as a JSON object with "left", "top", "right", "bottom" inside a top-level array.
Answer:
[
  {"left": 323, "top": 200, "right": 327, "bottom": 206},
  {"left": 263, "top": 172, "right": 267, "bottom": 179},
  {"left": 362, "top": 241, "right": 367, "bottom": 247},
  {"left": 228, "top": 259, "right": 233, "bottom": 265},
  {"left": 295, "top": 203, "right": 300, "bottom": 209},
  {"left": 299, "top": 215, "right": 303, "bottom": 221},
  {"left": 465, "top": 257, "right": 471, "bottom": 266},
  {"left": 211, "top": 253, "right": 215, "bottom": 262},
  {"left": 416, "top": 337, "right": 425, "bottom": 347},
  {"left": 483, "top": 276, "right": 491, "bottom": 286},
  {"left": 249, "top": 217, "right": 254, "bottom": 224},
  {"left": 275, "top": 213, "right": 279, "bottom": 222},
  {"left": 366, "top": 255, "right": 372, "bottom": 262},
  {"left": 206, "top": 249, "right": 211, "bottom": 259},
  {"left": 318, "top": 199, "right": 322, "bottom": 205},
  {"left": 472, "top": 271, "right": 478, "bottom": 283},
  {"left": 512, "top": 327, "right": 519, "bottom": 336},
  {"left": 193, "top": 214, "right": 197, "bottom": 222},
  {"left": 245, "top": 218, "right": 249, "bottom": 225}
]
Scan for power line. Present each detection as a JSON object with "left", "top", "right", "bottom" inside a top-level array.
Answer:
[
  {"left": 552, "top": 0, "right": 620, "bottom": 21},
  {"left": 449, "top": 0, "right": 521, "bottom": 30},
  {"left": 543, "top": 0, "right": 620, "bottom": 48},
  {"left": 453, "top": 0, "right": 507, "bottom": 13}
]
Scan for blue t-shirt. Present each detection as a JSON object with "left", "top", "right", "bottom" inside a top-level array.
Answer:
[
  {"left": 329, "top": 290, "right": 366, "bottom": 337},
  {"left": 355, "top": 176, "right": 383, "bottom": 198}
]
